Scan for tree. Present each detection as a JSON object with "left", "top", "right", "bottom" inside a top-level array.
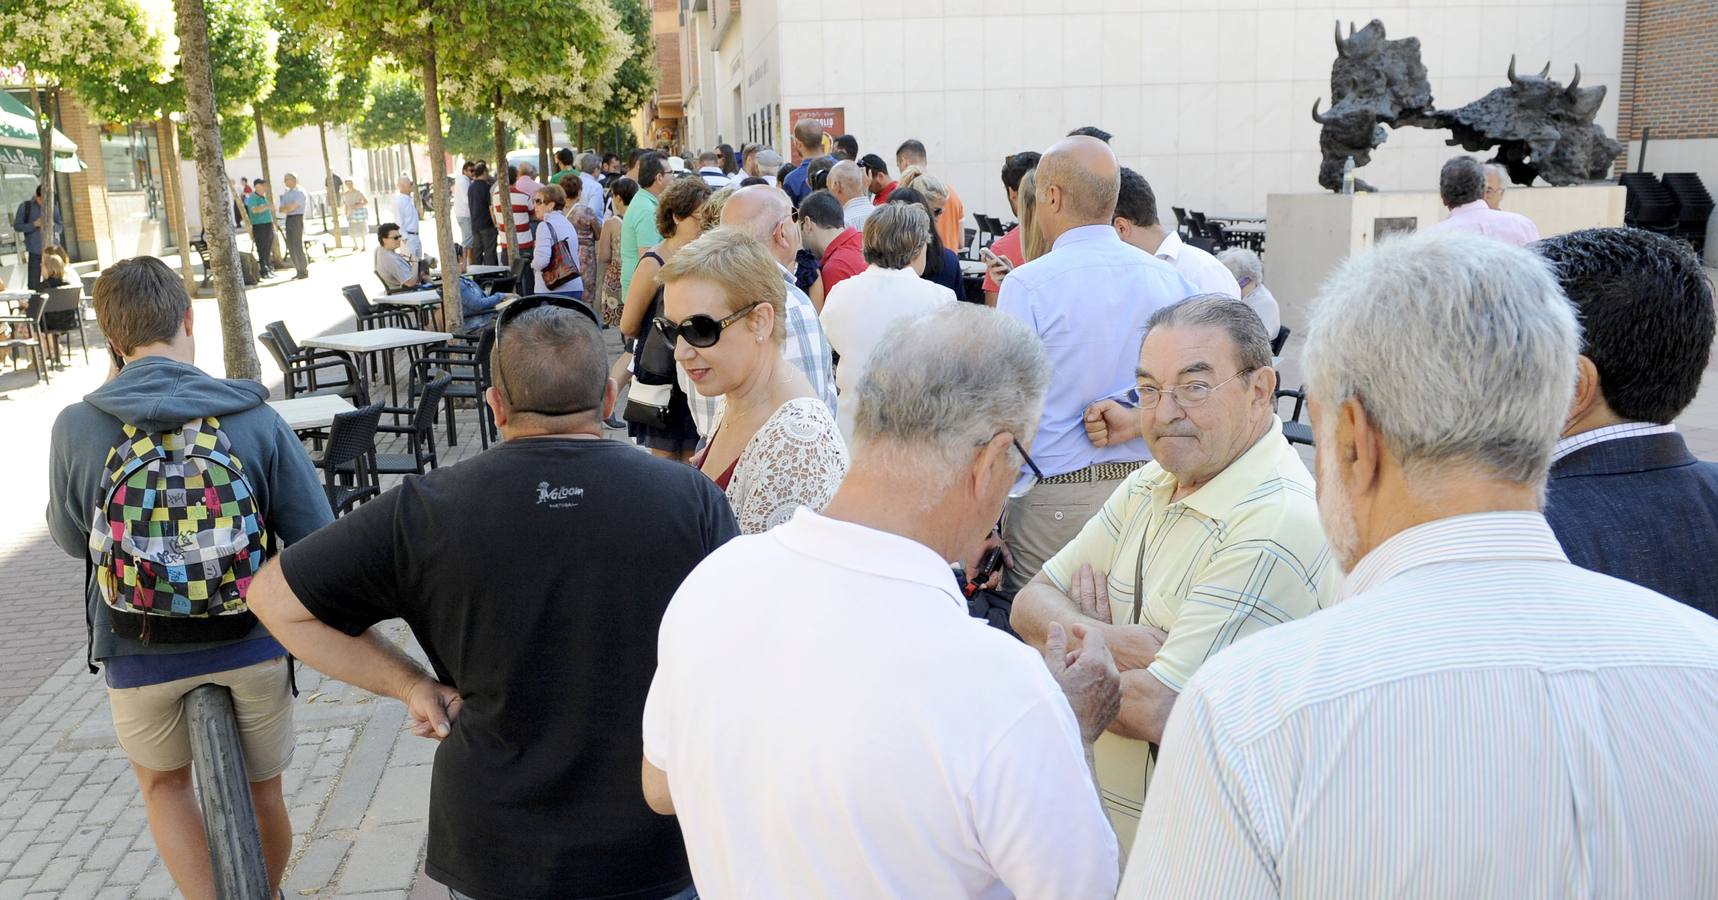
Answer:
[
  {"left": 445, "top": 107, "right": 517, "bottom": 164},
  {"left": 69, "top": 0, "right": 272, "bottom": 295},
  {"left": 438, "top": 0, "right": 630, "bottom": 264},
  {"left": 257, "top": 15, "right": 368, "bottom": 247},
  {"left": 588, "top": 0, "right": 654, "bottom": 143},
  {"left": 353, "top": 70, "right": 426, "bottom": 187},
  {"left": 0, "top": 0, "right": 143, "bottom": 267},
  {"left": 174, "top": 0, "right": 261, "bottom": 379}
]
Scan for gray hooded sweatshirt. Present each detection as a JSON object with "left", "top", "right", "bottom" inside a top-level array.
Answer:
[{"left": 47, "top": 356, "right": 333, "bottom": 673}]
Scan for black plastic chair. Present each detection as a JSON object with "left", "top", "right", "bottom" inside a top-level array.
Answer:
[
  {"left": 1275, "top": 388, "right": 1314, "bottom": 447},
  {"left": 259, "top": 325, "right": 367, "bottom": 402},
  {"left": 1270, "top": 326, "right": 1291, "bottom": 357},
  {"left": 414, "top": 327, "right": 495, "bottom": 449},
  {"left": 342, "top": 372, "right": 452, "bottom": 478},
  {"left": 40, "top": 286, "right": 88, "bottom": 366},
  {"left": 313, "top": 403, "right": 384, "bottom": 516},
  {"left": 342, "top": 285, "right": 414, "bottom": 332},
  {"left": 0, "top": 293, "right": 50, "bottom": 383}
]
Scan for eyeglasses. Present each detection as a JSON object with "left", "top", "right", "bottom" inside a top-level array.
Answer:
[
  {"left": 494, "top": 294, "right": 602, "bottom": 417},
  {"left": 653, "top": 302, "right": 763, "bottom": 349},
  {"left": 978, "top": 432, "right": 1044, "bottom": 499},
  {"left": 1130, "top": 368, "right": 1255, "bottom": 410}
]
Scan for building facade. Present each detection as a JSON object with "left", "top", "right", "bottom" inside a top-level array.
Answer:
[{"left": 671, "top": 0, "right": 1636, "bottom": 228}]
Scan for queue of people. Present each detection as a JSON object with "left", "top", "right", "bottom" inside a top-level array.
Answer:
[{"left": 44, "top": 118, "right": 1718, "bottom": 900}]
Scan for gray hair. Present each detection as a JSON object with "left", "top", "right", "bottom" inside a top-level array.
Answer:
[
  {"left": 1146, "top": 294, "right": 1271, "bottom": 372},
  {"left": 1484, "top": 163, "right": 1507, "bottom": 187},
  {"left": 1438, "top": 156, "right": 1486, "bottom": 208},
  {"left": 518, "top": 161, "right": 538, "bottom": 176},
  {"left": 1216, "top": 247, "right": 1264, "bottom": 290},
  {"left": 755, "top": 148, "right": 783, "bottom": 170},
  {"left": 1303, "top": 229, "right": 1581, "bottom": 488},
  {"left": 862, "top": 203, "right": 931, "bottom": 270},
  {"left": 578, "top": 152, "right": 601, "bottom": 174},
  {"left": 852, "top": 305, "right": 1051, "bottom": 479}
]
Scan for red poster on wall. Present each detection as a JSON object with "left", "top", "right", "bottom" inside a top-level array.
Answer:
[{"left": 786, "top": 107, "right": 845, "bottom": 162}]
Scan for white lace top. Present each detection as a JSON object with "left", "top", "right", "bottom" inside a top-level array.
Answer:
[{"left": 727, "top": 397, "right": 850, "bottom": 534}]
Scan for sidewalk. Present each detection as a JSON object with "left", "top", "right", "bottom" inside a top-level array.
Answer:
[{"left": 0, "top": 225, "right": 482, "bottom": 898}]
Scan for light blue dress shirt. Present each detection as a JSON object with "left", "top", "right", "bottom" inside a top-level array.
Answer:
[{"left": 997, "top": 224, "right": 1193, "bottom": 479}]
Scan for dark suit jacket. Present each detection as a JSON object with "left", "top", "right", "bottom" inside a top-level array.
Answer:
[{"left": 1544, "top": 432, "right": 1718, "bottom": 620}]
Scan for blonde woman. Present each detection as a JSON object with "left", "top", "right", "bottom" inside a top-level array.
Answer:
[{"left": 659, "top": 230, "right": 847, "bottom": 534}]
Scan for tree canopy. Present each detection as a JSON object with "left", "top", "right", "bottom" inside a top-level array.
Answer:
[{"left": 351, "top": 69, "right": 425, "bottom": 150}]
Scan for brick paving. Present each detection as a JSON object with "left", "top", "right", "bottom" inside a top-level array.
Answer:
[{"left": 0, "top": 232, "right": 1712, "bottom": 897}]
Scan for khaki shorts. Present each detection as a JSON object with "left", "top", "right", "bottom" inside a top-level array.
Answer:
[{"left": 107, "top": 656, "right": 295, "bottom": 781}]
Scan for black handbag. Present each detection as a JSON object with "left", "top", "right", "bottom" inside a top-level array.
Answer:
[{"left": 633, "top": 289, "right": 677, "bottom": 384}]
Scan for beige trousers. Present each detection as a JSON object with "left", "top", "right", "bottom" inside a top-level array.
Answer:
[{"left": 1000, "top": 476, "right": 1127, "bottom": 594}]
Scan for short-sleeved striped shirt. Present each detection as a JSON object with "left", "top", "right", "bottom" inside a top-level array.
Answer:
[
  {"left": 1120, "top": 511, "right": 1718, "bottom": 898},
  {"left": 1041, "top": 420, "right": 1337, "bottom": 842}
]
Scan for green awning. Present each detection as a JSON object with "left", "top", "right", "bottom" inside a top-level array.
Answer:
[{"left": 0, "top": 90, "right": 83, "bottom": 173}]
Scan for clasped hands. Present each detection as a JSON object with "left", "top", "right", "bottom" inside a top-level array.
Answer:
[{"left": 1044, "top": 564, "right": 1167, "bottom": 742}]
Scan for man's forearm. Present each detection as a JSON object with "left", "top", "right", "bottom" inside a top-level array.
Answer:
[
  {"left": 250, "top": 566, "right": 429, "bottom": 704},
  {"left": 1110, "top": 670, "right": 1177, "bottom": 744},
  {"left": 1011, "top": 580, "right": 1106, "bottom": 649}
]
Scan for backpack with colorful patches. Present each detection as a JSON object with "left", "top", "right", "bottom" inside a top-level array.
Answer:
[{"left": 86, "top": 416, "right": 269, "bottom": 645}]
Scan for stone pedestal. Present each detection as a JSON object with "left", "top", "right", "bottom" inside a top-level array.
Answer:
[{"left": 1264, "top": 185, "right": 1626, "bottom": 334}]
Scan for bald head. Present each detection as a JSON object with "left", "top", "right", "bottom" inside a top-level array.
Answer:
[
  {"left": 719, "top": 184, "right": 796, "bottom": 266},
  {"left": 1036, "top": 136, "right": 1119, "bottom": 235},
  {"left": 828, "top": 160, "right": 865, "bottom": 204},
  {"left": 793, "top": 119, "right": 825, "bottom": 155}
]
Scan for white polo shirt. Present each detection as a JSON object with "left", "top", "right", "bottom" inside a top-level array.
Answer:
[
  {"left": 1156, "top": 231, "right": 1241, "bottom": 298},
  {"left": 642, "top": 509, "right": 1119, "bottom": 899}
]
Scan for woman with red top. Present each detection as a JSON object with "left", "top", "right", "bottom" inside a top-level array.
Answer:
[{"left": 659, "top": 229, "right": 848, "bottom": 534}]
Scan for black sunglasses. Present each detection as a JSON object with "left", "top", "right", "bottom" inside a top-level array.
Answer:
[
  {"left": 494, "top": 294, "right": 602, "bottom": 417},
  {"left": 653, "top": 302, "right": 763, "bottom": 349}
]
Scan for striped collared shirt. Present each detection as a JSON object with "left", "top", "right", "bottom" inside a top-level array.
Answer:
[
  {"left": 1119, "top": 511, "right": 1718, "bottom": 899},
  {"left": 1041, "top": 422, "right": 1338, "bottom": 844},
  {"left": 1552, "top": 421, "right": 1678, "bottom": 463}
]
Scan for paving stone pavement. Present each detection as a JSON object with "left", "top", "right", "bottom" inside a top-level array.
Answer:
[
  {"left": 0, "top": 232, "right": 1712, "bottom": 898},
  {"left": 0, "top": 223, "right": 507, "bottom": 897}
]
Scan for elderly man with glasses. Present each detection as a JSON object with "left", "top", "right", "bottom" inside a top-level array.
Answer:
[{"left": 1011, "top": 294, "right": 1338, "bottom": 847}]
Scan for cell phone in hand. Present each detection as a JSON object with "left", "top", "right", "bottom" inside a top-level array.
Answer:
[
  {"left": 964, "top": 546, "right": 1006, "bottom": 597},
  {"left": 109, "top": 346, "right": 125, "bottom": 370},
  {"left": 979, "top": 247, "right": 1001, "bottom": 263}
]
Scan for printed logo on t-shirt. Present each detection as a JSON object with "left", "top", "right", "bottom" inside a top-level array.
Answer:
[{"left": 536, "top": 481, "right": 585, "bottom": 508}]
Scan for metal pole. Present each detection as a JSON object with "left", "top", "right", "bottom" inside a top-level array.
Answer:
[{"left": 185, "top": 684, "right": 270, "bottom": 900}]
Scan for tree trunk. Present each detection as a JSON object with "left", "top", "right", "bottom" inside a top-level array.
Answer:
[
  {"left": 422, "top": 41, "right": 462, "bottom": 330},
  {"left": 252, "top": 108, "right": 278, "bottom": 267},
  {"left": 538, "top": 119, "right": 551, "bottom": 180},
  {"left": 157, "top": 118, "right": 197, "bottom": 293},
  {"left": 175, "top": 0, "right": 260, "bottom": 380},
  {"left": 319, "top": 121, "right": 342, "bottom": 249},
  {"left": 493, "top": 96, "right": 518, "bottom": 265},
  {"left": 28, "top": 83, "right": 56, "bottom": 257},
  {"left": 578, "top": 121, "right": 586, "bottom": 153},
  {"left": 404, "top": 141, "right": 419, "bottom": 210}
]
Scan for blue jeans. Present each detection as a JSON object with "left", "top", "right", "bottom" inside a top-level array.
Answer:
[{"left": 450, "top": 886, "right": 695, "bottom": 900}]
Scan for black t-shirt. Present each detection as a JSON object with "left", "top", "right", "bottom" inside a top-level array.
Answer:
[{"left": 280, "top": 437, "right": 738, "bottom": 900}]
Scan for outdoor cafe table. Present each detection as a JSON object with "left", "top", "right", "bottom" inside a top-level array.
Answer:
[
  {"left": 267, "top": 395, "right": 355, "bottom": 433},
  {"left": 464, "top": 264, "right": 508, "bottom": 277},
  {"left": 301, "top": 328, "right": 453, "bottom": 405},
  {"left": 374, "top": 288, "right": 445, "bottom": 330}
]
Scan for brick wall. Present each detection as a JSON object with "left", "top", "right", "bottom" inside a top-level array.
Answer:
[
  {"left": 1615, "top": 0, "right": 1718, "bottom": 171},
  {"left": 54, "top": 92, "right": 110, "bottom": 264}
]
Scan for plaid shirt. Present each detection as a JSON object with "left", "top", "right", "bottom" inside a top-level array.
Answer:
[{"left": 684, "top": 267, "right": 837, "bottom": 438}]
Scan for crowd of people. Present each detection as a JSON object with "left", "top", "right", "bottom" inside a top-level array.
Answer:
[{"left": 43, "top": 114, "right": 1718, "bottom": 900}]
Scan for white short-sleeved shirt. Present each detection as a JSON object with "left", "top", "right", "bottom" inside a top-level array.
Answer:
[
  {"left": 1156, "top": 231, "right": 1241, "bottom": 298},
  {"left": 643, "top": 509, "right": 1120, "bottom": 899},
  {"left": 820, "top": 265, "right": 956, "bottom": 444}
]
